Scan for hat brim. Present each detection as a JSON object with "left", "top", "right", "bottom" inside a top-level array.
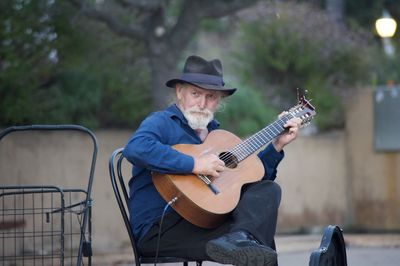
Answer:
[{"left": 166, "top": 79, "right": 236, "bottom": 96}]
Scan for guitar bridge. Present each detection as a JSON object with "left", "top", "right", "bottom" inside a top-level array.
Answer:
[{"left": 197, "top": 174, "right": 220, "bottom": 195}]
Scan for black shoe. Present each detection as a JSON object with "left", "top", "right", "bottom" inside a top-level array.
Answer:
[{"left": 206, "top": 231, "right": 277, "bottom": 266}]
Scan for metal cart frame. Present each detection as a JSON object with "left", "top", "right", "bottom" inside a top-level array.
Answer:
[{"left": 0, "top": 125, "right": 97, "bottom": 266}]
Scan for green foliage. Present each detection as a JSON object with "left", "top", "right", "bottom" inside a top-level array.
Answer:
[
  {"left": 346, "top": 0, "right": 383, "bottom": 31},
  {"left": 1, "top": 70, "right": 102, "bottom": 127},
  {"left": 373, "top": 54, "right": 400, "bottom": 85},
  {"left": 233, "top": 2, "right": 379, "bottom": 131},
  {"left": 216, "top": 85, "right": 277, "bottom": 138},
  {"left": 201, "top": 17, "right": 232, "bottom": 34},
  {"left": 0, "top": 0, "right": 61, "bottom": 125},
  {"left": 0, "top": 0, "right": 151, "bottom": 129},
  {"left": 345, "top": 0, "right": 400, "bottom": 40},
  {"left": 2, "top": 0, "right": 399, "bottom": 132}
]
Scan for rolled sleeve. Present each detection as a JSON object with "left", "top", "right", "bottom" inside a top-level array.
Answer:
[{"left": 257, "top": 143, "right": 284, "bottom": 180}]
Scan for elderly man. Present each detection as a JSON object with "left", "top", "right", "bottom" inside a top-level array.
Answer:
[{"left": 123, "top": 55, "right": 301, "bottom": 266}]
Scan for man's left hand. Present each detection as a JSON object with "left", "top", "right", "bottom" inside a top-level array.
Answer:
[{"left": 272, "top": 113, "right": 302, "bottom": 152}]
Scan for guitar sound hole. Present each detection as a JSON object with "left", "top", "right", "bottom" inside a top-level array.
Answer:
[{"left": 219, "top": 152, "right": 238, "bottom": 169}]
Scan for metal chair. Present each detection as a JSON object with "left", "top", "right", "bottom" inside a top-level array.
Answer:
[{"left": 108, "top": 147, "right": 203, "bottom": 265}]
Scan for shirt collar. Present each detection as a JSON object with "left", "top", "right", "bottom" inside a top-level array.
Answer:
[{"left": 165, "top": 104, "right": 220, "bottom": 130}]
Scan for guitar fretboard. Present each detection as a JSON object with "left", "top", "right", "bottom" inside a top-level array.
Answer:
[{"left": 230, "top": 113, "right": 294, "bottom": 162}]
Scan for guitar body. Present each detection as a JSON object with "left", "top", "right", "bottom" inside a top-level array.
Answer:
[{"left": 152, "top": 129, "right": 265, "bottom": 228}]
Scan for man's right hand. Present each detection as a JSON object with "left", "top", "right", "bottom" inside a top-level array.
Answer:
[{"left": 192, "top": 154, "right": 225, "bottom": 178}]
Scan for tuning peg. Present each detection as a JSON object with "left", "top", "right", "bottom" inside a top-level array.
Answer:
[{"left": 300, "top": 122, "right": 310, "bottom": 128}]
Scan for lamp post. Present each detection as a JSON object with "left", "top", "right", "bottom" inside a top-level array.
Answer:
[{"left": 375, "top": 10, "right": 397, "bottom": 56}]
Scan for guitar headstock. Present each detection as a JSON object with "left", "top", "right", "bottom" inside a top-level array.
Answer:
[{"left": 287, "top": 88, "right": 316, "bottom": 127}]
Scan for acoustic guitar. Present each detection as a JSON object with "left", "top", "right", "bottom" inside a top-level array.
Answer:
[{"left": 152, "top": 90, "right": 316, "bottom": 228}]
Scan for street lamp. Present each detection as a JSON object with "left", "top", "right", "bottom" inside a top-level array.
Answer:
[{"left": 375, "top": 11, "right": 397, "bottom": 56}]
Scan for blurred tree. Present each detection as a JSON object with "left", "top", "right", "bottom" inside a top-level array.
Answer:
[
  {"left": 0, "top": 0, "right": 151, "bottom": 128},
  {"left": 345, "top": 0, "right": 384, "bottom": 30},
  {"left": 67, "top": 0, "right": 261, "bottom": 109},
  {"left": 233, "top": 2, "right": 379, "bottom": 131},
  {"left": 215, "top": 85, "right": 277, "bottom": 137},
  {"left": 306, "top": 0, "right": 400, "bottom": 85},
  {"left": 344, "top": 0, "right": 400, "bottom": 84},
  {"left": 305, "top": 0, "right": 400, "bottom": 38},
  {"left": 2, "top": 0, "right": 398, "bottom": 132},
  {"left": 326, "top": 0, "right": 344, "bottom": 23},
  {"left": 0, "top": 0, "right": 79, "bottom": 126}
]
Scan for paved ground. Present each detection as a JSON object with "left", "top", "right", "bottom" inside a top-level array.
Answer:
[
  {"left": 277, "top": 234, "right": 400, "bottom": 266},
  {"left": 92, "top": 233, "right": 400, "bottom": 265}
]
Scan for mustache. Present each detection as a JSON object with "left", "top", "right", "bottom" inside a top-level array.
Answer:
[{"left": 187, "top": 107, "right": 213, "bottom": 117}]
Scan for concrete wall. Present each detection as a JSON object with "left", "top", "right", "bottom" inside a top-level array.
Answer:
[
  {"left": 277, "top": 131, "right": 348, "bottom": 232},
  {"left": 1, "top": 89, "right": 399, "bottom": 252},
  {"left": 0, "top": 129, "right": 133, "bottom": 252},
  {"left": 345, "top": 89, "right": 400, "bottom": 230}
]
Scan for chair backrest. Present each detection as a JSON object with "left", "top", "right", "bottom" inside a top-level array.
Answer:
[
  {"left": 108, "top": 148, "right": 201, "bottom": 266},
  {"left": 108, "top": 147, "right": 141, "bottom": 264}
]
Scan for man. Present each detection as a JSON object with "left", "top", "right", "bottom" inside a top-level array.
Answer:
[{"left": 123, "top": 55, "right": 301, "bottom": 266}]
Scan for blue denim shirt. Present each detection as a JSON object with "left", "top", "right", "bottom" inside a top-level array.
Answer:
[{"left": 123, "top": 104, "right": 284, "bottom": 241}]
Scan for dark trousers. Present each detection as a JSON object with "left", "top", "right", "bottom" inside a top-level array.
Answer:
[{"left": 138, "top": 180, "right": 282, "bottom": 261}]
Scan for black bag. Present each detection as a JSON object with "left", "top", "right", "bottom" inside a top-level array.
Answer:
[{"left": 309, "top": 225, "right": 348, "bottom": 266}]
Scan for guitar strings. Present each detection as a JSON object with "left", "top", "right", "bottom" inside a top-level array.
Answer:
[
  {"left": 219, "top": 118, "right": 284, "bottom": 166},
  {"left": 196, "top": 109, "right": 302, "bottom": 185},
  {"left": 197, "top": 112, "right": 294, "bottom": 184},
  {"left": 217, "top": 113, "right": 294, "bottom": 169},
  {"left": 224, "top": 115, "right": 288, "bottom": 161},
  {"left": 198, "top": 104, "right": 313, "bottom": 182}
]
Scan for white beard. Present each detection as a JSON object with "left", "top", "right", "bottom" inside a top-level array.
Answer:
[{"left": 182, "top": 106, "right": 214, "bottom": 130}]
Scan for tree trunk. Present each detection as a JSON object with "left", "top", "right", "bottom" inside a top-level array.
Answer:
[
  {"left": 66, "top": 0, "right": 261, "bottom": 109},
  {"left": 147, "top": 44, "right": 181, "bottom": 110},
  {"left": 326, "top": 0, "right": 344, "bottom": 23}
]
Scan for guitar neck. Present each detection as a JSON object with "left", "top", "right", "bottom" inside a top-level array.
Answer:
[{"left": 231, "top": 114, "right": 293, "bottom": 162}]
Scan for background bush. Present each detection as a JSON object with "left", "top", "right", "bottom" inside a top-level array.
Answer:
[
  {"left": 216, "top": 85, "right": 277, "bottom": 138},
  {"left": 1, "top": 1, "right": 399, "bottom": 133},
  {"left": 0, "top": 1, "right": 151, "bottom": 129},
  {"left": 232, "top": 2, "right": 379, "bottom": 131}
]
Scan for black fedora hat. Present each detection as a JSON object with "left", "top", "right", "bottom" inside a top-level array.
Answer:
[{"left": 166, "top": 55, "right": 236, "bottom": 95}]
